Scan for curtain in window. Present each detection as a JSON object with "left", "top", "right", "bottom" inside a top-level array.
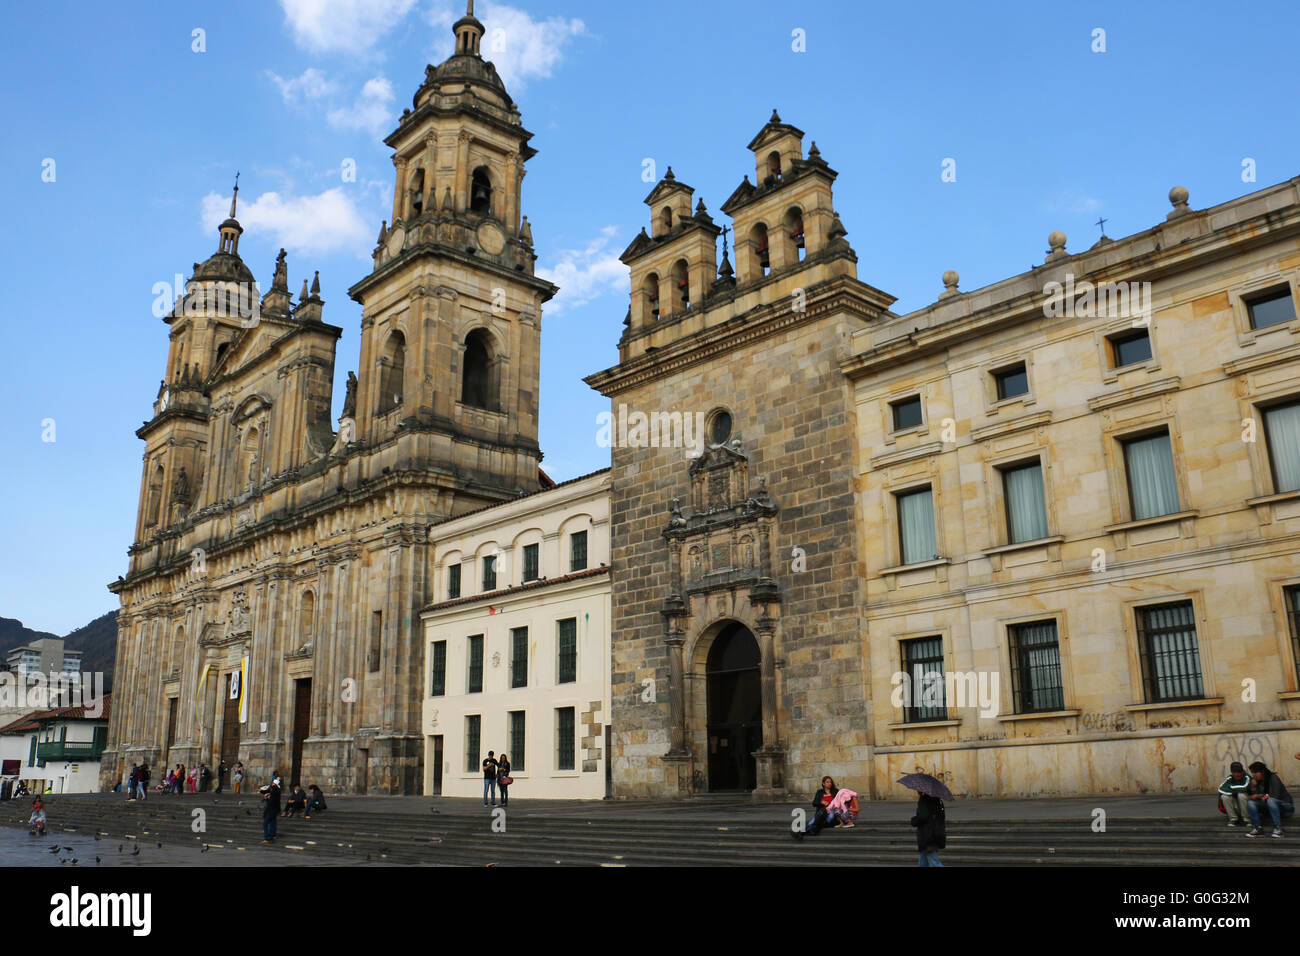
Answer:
[
  {"left": 1004, "top": 463, "right": 1049, "bottom": 543},
  {"left": 1265, "top": 403, "right": 1300, "bottom": 493},
  {"left": 1142, "top": 602, "right": 1203, "bottom": 701},
  {"left": 898, "top": 488, "right": 937, "bottom": 565},
  {"left": 1125, "top": 433, "right": 1179, "bottom": 520},
  {"left": 1014, "top": 621, "right": 1063, "bottom": 712}
]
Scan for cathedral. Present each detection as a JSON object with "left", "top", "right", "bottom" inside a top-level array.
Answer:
[
  {"left": 104, "top": 6, "right": 555, "bottom": 793},
  {"left": 108, "top": 2, "right": 1300, "bottom": 800}
]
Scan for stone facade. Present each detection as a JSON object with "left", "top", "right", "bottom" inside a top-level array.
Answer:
[
  {"left": 586, "top": 114, "right": 894, "bottom": 799},
  {"left": 104, "top": 8, "right": 556, "bottom": 794},
  {"left": 845, "top": 181, "right": 1300, "bottom": 797},
  {"left": 591, "top": 111, "right": 1300, "bottom": 800}
]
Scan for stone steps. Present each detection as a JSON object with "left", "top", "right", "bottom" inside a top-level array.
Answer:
[{"left": 5, "top": 795, "right": 1293, "bottom": 866}]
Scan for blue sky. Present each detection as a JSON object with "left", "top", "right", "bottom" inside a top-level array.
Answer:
[{"left": 1, "top": 0, "right": 1297, "bottom": 633}]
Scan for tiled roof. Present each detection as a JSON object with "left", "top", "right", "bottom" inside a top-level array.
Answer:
[
  {"left": 0, "top": 694, "right": 111, "bottom": 736},
  {"left": 422, "top": 565, "right": 609, "bottom": 614}
]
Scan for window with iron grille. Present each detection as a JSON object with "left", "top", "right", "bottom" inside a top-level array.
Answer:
[
  {"left": 523, "top": 544, "right": 539, "bottom": 582},
  {"left": 557, "top": 618, "right": 577, "bottom": 683},
  {"left": 467, "top": 634, "right": 484, "bottom": 694},
  {"left": 482, "top": 555, "right": 497, "bottom": 592},
  {"left": 570, "top": 531, "right": 588, "bottom": 572},
  {"left": 509, "top": 710, "right": 526, "bottom": 772},
  {"left": 1136, "top": 601, "right": 1204, "bottom": 702},
  {"left": 465, "top": 715, "right": 480, "bottom": 773},
  {"left": 901, "top": 636, "right": 946, "bottom": 722},
  {"left": 429, "top": 640, "right": 446, "bottom": 697},
  {"left": 1285, "top": 586, "right": 1300, "bottom": 688},
  {"left": 510, "top": 627, "right": 528, "bottom": 688},
  {"left": 447, "top": 563, "right": 461, "bottom": 600},
  {"left": 556, "top": 707, "right": 575, "bottom": 771},
  {"left": 1008, "top": 620, "right": 1064, "bottom": 714}
]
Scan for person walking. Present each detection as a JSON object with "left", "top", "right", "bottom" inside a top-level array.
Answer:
[
  {"left": 232, "top": 761, "right": 244, "bottom": 795},
  {"left": 137, "top": 763, "right": 149, "bottom": 800},
  {"left": 1246, "top": 761, "right": 1294, "bottom": 838},
  {"left": 911, "top": 792, "right": 947, "bottom": 866},
  {"left": 482, "top": 750, "right": 498, "bottom": 807},
  {"left": 260, "top": 777, "right": 281, "bottom": 844},
  {"left": 126, "top": 763, "right": 138, "bottom": 802},
  {"left": 497, "top": 753, "right": 512, "bottom": 807},
  {"left": 29, "top": 797, "right": 46, "bottom": 836}
]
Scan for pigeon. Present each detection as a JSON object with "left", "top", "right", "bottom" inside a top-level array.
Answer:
[
  {"left": 131, "top": 845, "right": 140, "bottom": 856},
  {"left": 47, "top": 846, "right": 60, "bottom": 854},
  {"left": 71, "top": 859, "right": 78, "bottom": 865},
  {"left": 95, "top": 857, "right": 101, "bottom": 865},
  {"left": 201, "top": 844, "right": 209, "bottom": 853}
]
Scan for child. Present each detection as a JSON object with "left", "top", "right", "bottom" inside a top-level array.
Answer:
[{"left": 29, "top": 798, "right": 46, "bottom": 837}]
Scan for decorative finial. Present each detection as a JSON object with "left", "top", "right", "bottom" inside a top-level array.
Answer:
[
  {"left": 1096, "top": 216, "right": 1108, "bottom": 238},
  {"left": 1046, "top": 230, "right": 1067, "bottom": 261},
  {"left": 299, "top": 278, "right": 310, "bottom": 302},
  {"left": 229, "top": 171, "right": 240, "bottom": 219},
  {"left": 1167, "top": 185, "right": 1191, "bottom": 220},
  {"left": 467, "top": 0, "right": 474, "bottom": 14},
  {"left": 940, "top": 270, "right": 960, "bottom": 298},
  {"left": 770, "top": 108, "right": 781, "bottom": 123},
  {"left": 807, "top": 140, "right": 821, "bottom": 160},
  {"left": 310, "top": 270, "right": 320, "bottom": 295},
  {"left": 664, "top": 166, "right": 675, "bottom": 181}
]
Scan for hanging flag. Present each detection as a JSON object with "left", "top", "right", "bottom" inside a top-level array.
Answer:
[{"left": 239, "top": 655, "right": 250, "bottom": 724}]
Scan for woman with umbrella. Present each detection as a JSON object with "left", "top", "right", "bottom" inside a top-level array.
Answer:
[{"left": 900, "top": 773, "right": 952, "bottom": 866}]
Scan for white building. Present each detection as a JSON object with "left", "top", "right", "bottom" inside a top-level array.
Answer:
[
  {"left": 0, "top": 695, "right": 111, "bottom": 794},
  {"left": 422, "top": 469, "right": 611, "bottom": 800}
]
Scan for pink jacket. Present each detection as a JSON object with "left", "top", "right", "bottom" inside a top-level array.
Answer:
[{"left": 828, "top": 788, "right": 858, "bottom": 816}]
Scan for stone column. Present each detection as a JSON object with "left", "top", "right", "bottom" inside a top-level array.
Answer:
[{"left": 455, "top": 132, "right": 472, "bottom": 212}]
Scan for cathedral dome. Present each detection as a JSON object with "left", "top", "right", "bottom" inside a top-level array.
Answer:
[{"left": 193, "top": 249, "right": 255, "bottom": 284}]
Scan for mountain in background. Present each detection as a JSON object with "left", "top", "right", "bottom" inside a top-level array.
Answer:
[{"left": 0, "top": 610, "right": 117, "bottom": 692}]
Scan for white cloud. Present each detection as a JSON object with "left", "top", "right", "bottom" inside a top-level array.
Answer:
[
  {"left": 269, "top": 67, "right": 338, "bottom": 103},
  {"left": 1045, "top": 191, "right": 1104, "bottom": 215},
  {"left": 429, "top": 2, "right": 585, "bottom": 90},
  {"left": 280, "top": 0, "right": 417, "bottom": 55},
  {"left": 201, "top": 188, "right": 373, "bottom": 257},
  {"left": 326, "top": 76, "right": 396, "bottom": 137},
  {"left": 537, "top": 226, "right": 627, "bottom": 314}
]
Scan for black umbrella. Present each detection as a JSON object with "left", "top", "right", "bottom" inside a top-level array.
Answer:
[{"left": 898, "top": 773, "right": 954, "bottom": 802}]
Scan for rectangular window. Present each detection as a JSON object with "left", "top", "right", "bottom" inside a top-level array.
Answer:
[
  {"left": 557, "top": 618, "right": 577, "bottom": 684},
  {"left": 1136, "top": 601, "right": 1204, "bottom": 703},
  {"left": 465, "top": 715, "right": 480, "bottom": 773},
  {"left": 1286, "top": 586, "right": 1300, "bottom": 688},
  {"left": 447, "top": 563, "right": 461, "bottom": 600},
  {"left": 429, "top": 640, "right": 447, "bottom": 697},
  {"left": 570, "top": 531, "right": 588, "bottom": 572},
  {"left": 466, "top": 635, "right": 484, "bottom": 694},
  {"left": 891, "top": 395, "right": 923, "bottom": 431},
  {"left": 1001, "top": 461, "right": 1049, "bottom": 543},
  {"left": 556, "top": 707, "right": 575, "bottom": 771},
  {"left": 1246, "top": 287, "right": 1296, "bottom": 330},
  {"left": 896, "top": 486, "right": 937, "bottom": 565},
  {"left": 510, "top": 627, "right": 528, "bottom": 689},
  {"left": 368, "top": 611, "right": 382, "bottom": 672},
  {"left": 901, "top": 636, "right": 946, "bottom": 723},
  {"left": 1122, "top": 431, "right": 1180, "bottom": 520},
  {"left": 1264, "top": 401, "right": 1300, "bottom": 494},
  {"left": 994, "top": 363, "right": 1029, "bottom": 400},
  {"left": 523, "top": 543, "right": 539, "bottom": 582},
  {"left": 482, "top": 555, "right": 497, "bottom": 592},
  {"left": 1008, "top": 620, "right": 1064, "bottom": 714},
  {"left": 509, "top": 710, "right": 526, "bottom": 772},
  {"left": 1109, "top": 329, "right": 1152, "bottom": 368}
]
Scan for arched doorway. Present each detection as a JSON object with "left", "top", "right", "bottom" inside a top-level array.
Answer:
[{"left": 706, "top": 622, "right": 762, "bottom": 791}]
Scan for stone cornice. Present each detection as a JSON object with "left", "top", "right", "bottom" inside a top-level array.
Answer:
[{"left": 586, "top": 277, "right": 888, "bottom": 396}]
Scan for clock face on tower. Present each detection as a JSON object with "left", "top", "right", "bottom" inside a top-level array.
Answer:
[
  {"left": 386, "top": 224, "right": 406, "bottom": 258},
  {"left": 476, "top": 220, "right": 505, "bottom": 255},
  {"left": 159, "top": 388, "right": 171, "bottom": 412}
]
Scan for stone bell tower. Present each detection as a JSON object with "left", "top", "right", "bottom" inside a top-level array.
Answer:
[{"left": 348, "top": 0, "right": 557, "bottom": 497}]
